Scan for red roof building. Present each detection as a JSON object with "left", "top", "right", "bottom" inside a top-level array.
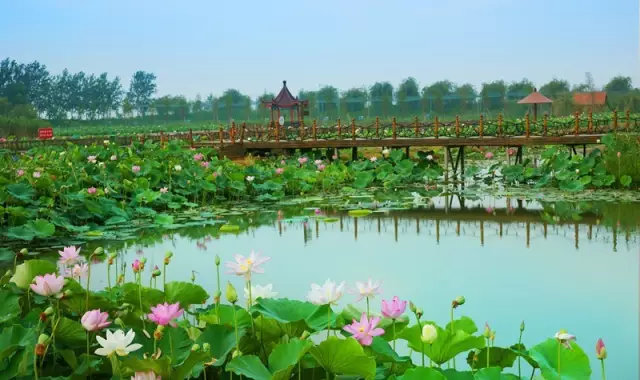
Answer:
[{"left": 573, "top": 92, "right": 608, "bottom": 106}]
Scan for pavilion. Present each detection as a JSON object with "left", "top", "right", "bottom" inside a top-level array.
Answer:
[
  {"left": 261, "top": 81, "right": 309, "bottom": 126},
  {"left": 517, "top": 88, "right": 553, "bottom": 121}
]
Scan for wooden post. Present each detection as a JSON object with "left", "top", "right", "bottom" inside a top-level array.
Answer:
[
  {"left": 497, "top": 113, "right": 503, "bottom": 136},
  {"left": 275, "top": 120, "right": 280, "bottom": 142},
  {"left": 612, "top": 110, "right": 618, "bottom": 131},
  {"left": 375, "top": 117, "right": 380, "bottom": 139},
  {"left": 240, "top": 122, "right": 245, "bottom": 143},
  {"left": 625, "top": 109, "right": 630, "bottom": 130},
  {"left": 414, "top": 116, "right": 419, "bottom": 137},
  {"left": 525, "top": 113, "right": 530, "bottom": 138},
  {"left": 160, "top": 131, "right": 165, "bottom": 148},
  {"left": 300, "top": 119, "right": 305, "bottom": 140},
  {"left": 455, "top": 116, "right": 460, "bottom": 137},
  {"left": 588, "top": 109, "right": 593, "bottom": 133},
  {"left": 230, "top": 122, "right": 236, "bottom": 143},
  {"left": 574, "top": 111, "right": 579, "bottom": 135},
  {"left": 218, "top": 127, "right": 224, "bottom": 146},
  {"left": 189, "top": 128, "right": 194, "bottom": 148},
  {"left": 392, "top": 117, "right": 397, "bottom": 139},
  {"left": 434, "top": 116, "right": 439, "bottom": 138},
  {"left": 312, "top": 119, "right": 317, "bottom": 140},
  {"left": 543, "top": 113, "right": 548, "bottom": 136},
  {"left": 337, "top": 118, "right": 342, "bottom": 139},
  {"left": 351, "top": 118, "right": 356, "bottom": 140},
  {"left": 479, "top": 114, "right": 484, "bottom": 137}
]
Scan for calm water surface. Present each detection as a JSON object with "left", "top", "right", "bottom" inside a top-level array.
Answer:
[{"left": 83, "top": 196, "right": 639, "bottom": 378}]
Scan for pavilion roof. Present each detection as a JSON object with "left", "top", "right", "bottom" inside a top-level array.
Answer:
[
  {"left": 517, "top": 89, "right": 553, "bottom": 104},
  {"left": 262, "top": 81, "right": 309, "bottom": 108}
]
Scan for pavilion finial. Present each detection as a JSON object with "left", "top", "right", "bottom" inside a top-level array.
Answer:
[{"left": 283, "top": 80, "right": 287, "bottom": 87}]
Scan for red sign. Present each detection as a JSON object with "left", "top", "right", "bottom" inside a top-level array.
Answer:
[{"left": 38, "top": 128, "right": 53, "bottom": 140}]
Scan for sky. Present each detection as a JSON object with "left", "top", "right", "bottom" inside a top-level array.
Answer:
[{"left": 1, "top": 0, "right": 639, "bottom": 99}]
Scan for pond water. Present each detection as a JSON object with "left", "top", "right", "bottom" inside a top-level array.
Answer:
[{"left": 70, "top": 195, "right": 639, "bottom": 378}]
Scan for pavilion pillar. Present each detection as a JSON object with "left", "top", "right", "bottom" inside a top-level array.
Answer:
[{"left": 290, "top": 108, "right": 294, "bottom": 127}]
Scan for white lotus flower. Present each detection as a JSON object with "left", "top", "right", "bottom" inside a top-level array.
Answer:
[
  {"left": 95, "top": 329, "right": 142, "bottom": 357},
  {"left": 351, "top": 279, "right": 382, "bottom": 302},
  {"left": 174, "top": 165, "right": 182, "bottom": 172},
  {"left": 554, "top": 330, "right": 576, "bottom": 349},
  {"left": 421, "top": 324, "right": 438, "bottom": 344},
  {"left": 426, "top": 155, "right": 433, "bottom": 161},
  {"left": 244, "top": 284, "right": 277, "bottom": 303},
  {"left": 382, "top": 149, "right": 390, "bottom": 156},
  {"left": 307, "top": 279, "right": 345, "bottom": 306}
]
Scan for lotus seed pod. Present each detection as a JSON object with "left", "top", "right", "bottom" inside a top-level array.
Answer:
[
  {"left": 38, "top": 334, "right": 50, "bottom": 345},
  {"left": 191, "top": 344, "right": 201, "bottom": 352},
  {"left": 409, "top": 301, "right": 417, "bottom": 314}
]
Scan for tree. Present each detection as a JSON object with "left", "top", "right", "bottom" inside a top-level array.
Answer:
[
  {"left": 480, "top": 80, "right": 506, "bottom": 111},
  {"left": 317, "top": 86, "right": 339, "bottom": 119},
  {"left": 341, "top": 88, "right": 367, "bottom": 117},
  {"left": 423, "top": 80, "right": 455, "bottom": 114},
  {"left": 127, "top": 71, "right": 157, "bottom": 117},
  {"left": 298, "top": 90, "right": 317, "bottom": 119},
  {"left": 257, "top": 92, "right": 276, "bottom": 120},
  {"left": 572, "top": 72, "right": 597, "bottom": 92},
  {"left": 369, "top": 82, "right": 394, "bottom": 118},
  {"left": 456, "top": 83, "right": 477, "bottom": 113},
  {"left": 604, "top": 76, "right": 633, "bottom": 94},
  {"left": 539, "top": 78, "right": 570, "bottom": 99},
  {"left": 396, "top": 78, "right": 420, "bottom": 116}
]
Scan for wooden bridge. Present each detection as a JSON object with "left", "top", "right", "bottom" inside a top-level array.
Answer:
[{"left": 2, "top": 111, "right": 638, "bottom": 175}]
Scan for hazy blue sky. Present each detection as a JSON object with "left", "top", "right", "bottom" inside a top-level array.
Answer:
[{"left": 1, "top": 0, "right": 638, "bottom": 99}]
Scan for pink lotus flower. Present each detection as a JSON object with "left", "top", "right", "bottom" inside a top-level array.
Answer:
[
  {"left": 298, "top": 157, "right": 308, "bottom": 165},
  {"left": 381, "top": 296, "right": 407, "bottom": 319},
  {"left": 508, "top": 148, "right": 515, "bottom": 156},
  {"left": 343, "top": 312, "right": 385, "bottom": 346},
  {"left": 0, "top": 137, "right": 6, "bottom": 142},
  {"left": 132, "top": 259, "right": 141, "bottom": 273},
  {"left": 596, "top": 338, "right": 607, "bottom": 359},
  {"left": 225, "top": 251, "right": 271, "bottom": 280},
  {"left": 201, "top": 161, "right": 210, "bottom": 169},
  {"left": 275, "top": 168, "right": 284, "bottom": 175},
  {"left": 148, "top": 302, "right": 184, "bottom": 327},
  {"left": 314, "top": 159, "right": 323, "bottom": 165},
  {"left": 160, "top": 187, "right": 168, "bottom": 193},
  {"left": 280, "top": 160, "right": 286, "bottom": 165},
  {"left": 87, "top": 187, "right": 97, "bottom": 194},
  {"left": 33, "top": 171, "right": 41, "bottom": 178},
  {"left": 30, "top": 273, "right": 64, "bottom": 297},
  {"left": 332, "top": 154, "right": 338, "bottom": 160},
  {"left": 131, "top": 371, "right": 161, "bottom": 380},
  {"left": 87, "top": 155, "right": 97, "bottom": 163},
  {"left": 486, "top": 207, "right": 494, "bottom": 214},
  {"left": 132, "top": 165, "right": 141, "bottom": 173},
  {"left": 317, "top": 164, "right": 326, "bottom": 171},
  {"left": 314, "top": 208, "right": 321, "bottom": 215},
  {"left": 16, "top": 169, "right": 24, "bottom": 177},
  {"left": 81, "top": 309, "right": 111, "bottom": 331},
  {"left": 193, "top": 153, "right": 204, "bottom": 161},
  {"left": 58, "top": 246, "right": 81, "bottom": 265},
  {"left": 617, "top": 151, "right": 621, "bottom": 158},
  {"left": 485, "top": 152, "right": 494, "bottom": 159},
  {"left": 66, "top": 263, "right": 88, "bottom": 280}
]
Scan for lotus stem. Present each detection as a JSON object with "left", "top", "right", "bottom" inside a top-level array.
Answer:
[
  {"left": 33, "top": 345, "right": 39, "bottom": 380},
  {"left": 366, "top": 297, "right": 370, "bottom": 318},
  {"left": 429, "top": 344, "right": 433, "bottom": 367},
  {"left": 86, "top": 331, "right": 90, "bottom": 358},
  {"left": 163, "top": 262, "right": 167, "bottom": 294},
  {"left": 600, "top": 359, "right": 606, "bottom": 380},
  {"left": 557, "top": 341, "right": 561, "bottom": 378},
  {"left": 215, "top": 261, "right": 221, "bottom": 320},
  {"left": 298, "top": 361, "right": 301, "bottom": 380},
  {"left": 233, "top": 303, "right": 240, "bottom": 380},
  {"left": 107, "top": 264, "right": 112, "bottom": 297},
  {"left": 450, "top": 306, "right": 456, "bottom": 369},
  {"left": 392, "top": 319, "right": 396, "bottom": 351},
  {"left": 486, "top": 338, "right": 490, "bottom": 368},
  {"left": 517, "top": 330, "right": 523, "bottom": 378},
  {"left": 415, "top": 314, "right": 424, "bottom": 367},
  {"left": 327, "top": 305, "right": 331, "bottom": 339},
  {"left": 137, "top": 273, "right": 146, "bottom": 331},
  {"left": 247, "top": 280, "right": 255, "bottom": 335},
  {"left": 85, "top": 259, "right": 92, "bottom": 312}
]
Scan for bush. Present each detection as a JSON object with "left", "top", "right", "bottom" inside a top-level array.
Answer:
[
  {"left": 0, "top": 116, "right": 51, "bottom": 138},
  {"left": 602, "top": 133, "right": 640, "bottom": 184}
]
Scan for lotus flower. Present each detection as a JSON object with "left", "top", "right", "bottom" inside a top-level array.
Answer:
[
  {"left": 370, "top": 156, "right": 377, "bottom": 162},
  {"left": 87, "top": 187, "right": 97, "bottom": 194},
  {"left": 16, "top": 169, "right": 24, "bottom": 177},
  {"left": 617, "top": 151, "right": 621, "bottom": 158},
  {"left": 30, "top": 273, "right": 64, "bottom": 297},
  {"left": 110, "top": 155, "right": 117, "bottom": 161},
  {"left": 95, "top": 329, "right": 142, "bottom": 357},
  {"left": 131, "top": 371, "right": 161, "bottom": 380},
  {"left": 225, "top": 251, "right": 270, "bottom": 280},
  {"left": 66, "top": 263, "right": 88, "bottom": 280},
  {"left": 58, "top": 246, "right": 81, "bottom": 265},
  {"left": 351, "top": 279, "right": 382, "bottom": 302},
  {"left": 275, "top": 168, "right": 284, "bottom": 175},
  {"left": 201, "top": 161, "right": 210, "bottom": 169},
  {"left": 132, "top": 165, "right": 141, "bottom": 173},
  {"left": 174, "top": 165, "right": 182, "bottom": 172},
  {"left": 81, "top": 309, "right": 111, "bottom": 331},
  {"left": 382, "top": 149, "right": 389, "bottom": 156},
  {"left": 246, "top": 176, "right": 254, "bottom": 182},
  {"left": 87, "top": 155, "right": 97, "bottom": 163},
  {"left": 508, "top": 148, "right": 515, "bottom": 156},
  {"left": 307, "top": 279, "right": 345, "bottom": 306},
  {"left": 33, "top": 171, "right": 41, "bottom": 178},
  {"left": 317, "top": 164, "right": 326, "bottom": 171},
  {"left": 381, "top": 296, "right": 407, "bottom": 319},
  {"left": 332, "top": 154, "right": 338, "bottom": 160},
  {"left": 343, "top": 312, "right": 384, "bottom": 346},
  {"left": 555, "top": 330, "right": 576, "bottom": 349},
  {"left": 596, "top": 338, "right": 607, "bottom": 359},
  {"left": 485, "top": 152, "right": 494, "bottom": 159},
  {"left": 193, "top": 153, "right": 204, "bottom": 161},
  {"left": 132, "top": 259, "right": 141, "bottom": 273},
  {"left": 314, "top": 159, "right": 323, "bottom": 165},
  {"left": 0, "top": 137, "right": 6, "bottom": 142},
  {"left": 148, "top": 302, "right": 184, "bottom": 327},
  {"left": 421, "top": 324, "right": 438, "bottom": 344},
  {"left": 426, "top": 155, "right": 433, "bottom": 160},
  {"left": 160, "top": 187, "right": 168, "bottom": 193},
  {"left": 244, "top": 284, "right": 277, "bottom": 304}
]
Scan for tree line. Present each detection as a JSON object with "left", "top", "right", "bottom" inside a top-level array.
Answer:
[{"left": 1, "top": 57, "right": 639, "bottom": 126}]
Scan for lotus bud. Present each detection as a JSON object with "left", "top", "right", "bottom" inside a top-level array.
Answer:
[
  {"left": 44, "top": 306, "right": 55, "bottom": 316},
  {"left": 452, "top": 295, "right": 465, "bottom": 309},
  {"left": 409, "top": 301, "right": 417, "bottom": 314},
  {"left": 164, "top": 251, "right": 173, "bottom": 265},
  {"left": 421, "top": 324, "right": 438, "bottom": 344},
  {"left": 191, "top": 344, "right": 201, "bottom": 352},
  {"left": 38, "top": 333, "right": 50, "bottom": 345},
  {"left": 483, "top": 323, "right": 491, "bottom": 339},
  {"left": 301, "top": 331, "right": 311, "bottom": 340},
  {"left": 191, "top": 271, "right": 196, "bottom": 283},
  {"left": 226, "top": 282, "right": 238, "bottom": 304},
  {"left": 490, "top": 330, "right": 496, "bottom": 342},
  {"left": 92, "top": 247, "right": 104, "bottom": 256},
  {"left": 415, "top": 308, "right": 423, "bottom": 319},
  {"left": 596, "top": 338, "right": 607, "bottom": 360},
  {"left": 114, "top": 317, "right": 125, "bottom": 328},
  {"left": 520, "top": 320, "right": 525, "bottom": 332},
  {"left": 203, "top": 343, "right": 211, "bottom": 352},
  {"left": 18, "top": 248, "right": 28, "bottom": 258},
  {"left": 215, "top": 255, "right": 220, "bottom": 266}
]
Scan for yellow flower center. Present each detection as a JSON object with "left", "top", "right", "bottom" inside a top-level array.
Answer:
[
  {"left": 239, "top": 264, "right": 248, "bottom": 272},
  {"left": 246, "top": 259, "right": 253, "bottom": 265},
  {"left": 358, "top": 327, "right": 365, "bottom": 333}
]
